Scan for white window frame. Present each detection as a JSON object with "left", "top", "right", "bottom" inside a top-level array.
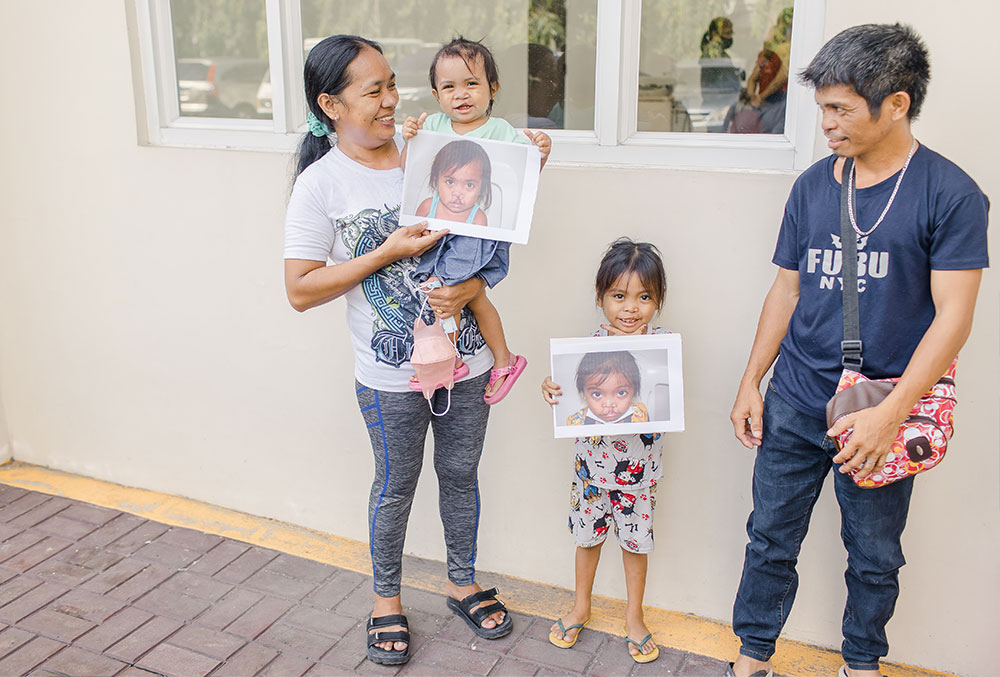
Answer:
[{"left": 131, "top": 0, "right": 825, "bottom": 170}]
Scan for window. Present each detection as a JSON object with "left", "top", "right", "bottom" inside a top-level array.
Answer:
[{"left": 131, "top": 0, "right": 824, "bottom": 169}]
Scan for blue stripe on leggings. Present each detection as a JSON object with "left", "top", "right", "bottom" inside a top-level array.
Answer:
[
  {"left": 360, "top": 403, "right": 377, "bottom": 414},
  {"left": 470, "top": 480, "right": 480, "bottom": 569},
  {"left": 369, "top": 391, "right": 390, "bottom": 592},
  {"left": 356, "top": 385, "right": 369, "bottom": 394}
]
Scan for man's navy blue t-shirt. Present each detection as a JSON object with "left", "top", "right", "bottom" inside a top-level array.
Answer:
[{"left": 771, "top": 144, "right": 990, "bottom": 419}]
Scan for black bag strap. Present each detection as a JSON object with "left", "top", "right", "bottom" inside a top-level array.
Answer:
[{"left": 839, "top": 157, "right": 863, "bottom": 370}]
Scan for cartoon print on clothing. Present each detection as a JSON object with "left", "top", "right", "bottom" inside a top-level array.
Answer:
[
  {"left": 574, "top": 458, "right": 600, "bottom": 503},
  {"left": 613, "top": 459, "right": 646, "bottom": 486},
  {"left": 610, "top": 490, "right": 637, "bottom": 517},
  {"left": 339, "top": 205, "right": 485, "bottom": 367}
]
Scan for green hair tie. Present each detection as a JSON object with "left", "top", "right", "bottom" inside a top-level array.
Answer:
[{"left": 307, "top": 111, "right": 332, "bottom": 138}]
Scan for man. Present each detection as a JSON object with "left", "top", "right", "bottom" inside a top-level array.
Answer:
[{"left": 727, "top": 24, "right": 988, "bottom": 677}]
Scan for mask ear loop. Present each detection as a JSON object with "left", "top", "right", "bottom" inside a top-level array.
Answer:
[{"left": 413, "top": 279, "right": 458, "bottom": 417}]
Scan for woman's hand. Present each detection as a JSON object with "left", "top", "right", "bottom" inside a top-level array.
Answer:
[
  {"left": 380, "top": 223, "right": 448, "bottom": 262},
  {"left": 524, "top": 130, "right": 552, "bottom": 168},
  {"left": 402, "top": 112, "right": 427, "bottom": 140},
  {"left": 426, "top": 276, "right": 484, "bottom": 318},
  {"left": 541, "top": 376, "right": 562, "bottom": 405}
]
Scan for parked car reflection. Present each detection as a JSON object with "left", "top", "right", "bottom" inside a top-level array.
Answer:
[{"left": 177, "top": 58, "right": 270, "bottom": 119}]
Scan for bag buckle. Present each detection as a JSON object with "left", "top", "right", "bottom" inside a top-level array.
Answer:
[{"left": 841, "top": 340, "right": 863, "bottom": 370}]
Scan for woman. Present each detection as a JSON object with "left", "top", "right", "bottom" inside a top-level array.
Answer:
[
  {"left": 283, "top": 35, "right": 510, "bottom": 666},
  {"left": 743, "top": 7, "right": 793, "bottom": 134}
]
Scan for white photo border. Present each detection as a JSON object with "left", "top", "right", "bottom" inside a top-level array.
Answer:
[
  {"left": 400, "top": 130, "right": 540, "bottom": 245},
  {"left": 550, "top": 334, "right": 684, "bottom": 439}
]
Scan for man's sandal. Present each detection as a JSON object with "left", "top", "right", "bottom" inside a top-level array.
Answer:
[
  {"left": 548, "top": 618, "right": 589, "bottom": 648},
  {"left": 445, "top": 587, "right": 513, "bottom": 639},
  {"left": 625, "top": 632, "right": 659, "bottom": 664},
  {"left": 725, "top": 662, "right": 773, "bottom": 677},
  {"left": 483, "top": 354, "right": 527, "bottom": 404},
  {"left": 365, "top": 614, "right": 410, "bottom": 665}
]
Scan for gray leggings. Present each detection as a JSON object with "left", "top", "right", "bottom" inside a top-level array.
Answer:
[{"left": 355, "top": 372, "right": 491, "bottom": 598}]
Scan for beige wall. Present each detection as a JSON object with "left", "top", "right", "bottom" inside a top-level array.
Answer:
[{"left": 0, "top": 2, "right": 996, "bottom": 674}]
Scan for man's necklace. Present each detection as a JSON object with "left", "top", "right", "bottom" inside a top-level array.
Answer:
[{"left": 847, "top": 137, "right": 918, "bottom": 238}]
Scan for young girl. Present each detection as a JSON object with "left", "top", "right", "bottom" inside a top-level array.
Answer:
[
  {"left": 567, "top": 351, "right": 649, "bottom": 425},
  {"left": 541, "top": 238, "right": 668, "bottom": 664},
  {"left": 403, "top": 37, "right": 552, "bottom": 405},
  {"left": 415, "top": 139, "right": 492, "bottom": 226}
]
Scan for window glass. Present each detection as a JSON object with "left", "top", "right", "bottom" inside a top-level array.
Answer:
[
  {"left": 299, "top": 0, "right": 597, "bottom": 130},
  {"left": 638, "top": 1, "right": 794, "bottom": 134},
  {"left": 170, "top": 0, "right": 271, "bottom": 120}
]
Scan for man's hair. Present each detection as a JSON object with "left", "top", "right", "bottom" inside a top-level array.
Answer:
[{"left": 799, "top": 23, "right": 930, "bottom": 119}]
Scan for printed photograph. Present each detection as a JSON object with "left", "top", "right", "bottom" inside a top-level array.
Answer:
[
  {"left": 400, "top": 130, "right": 540, "bottom": 245},
  {"left": 550, "top": 334, "right": 685, "bottom": 439}
]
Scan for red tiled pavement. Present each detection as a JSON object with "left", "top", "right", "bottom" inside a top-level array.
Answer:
[{"left": 0, "top": 485, "right": 733, "bottom": 676}]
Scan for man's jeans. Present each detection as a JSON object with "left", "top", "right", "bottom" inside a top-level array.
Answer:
[{"left": 732, "top": 383, "right": 914, "bottom": 671}]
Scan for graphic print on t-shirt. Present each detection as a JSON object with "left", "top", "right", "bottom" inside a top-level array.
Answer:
[
  {"left": 805, "top": 233, "right": 890, "bottom": 293},
  {"left": 338, "top": 205, "right": 484, "bottom": 368}
]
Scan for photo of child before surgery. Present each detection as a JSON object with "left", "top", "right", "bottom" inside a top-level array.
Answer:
[
  {"left": 550, "top": 334, "right": 685, "bottom": 438},
  {"left": 401, "top": 130, "right": 540, "bottom": 245}
]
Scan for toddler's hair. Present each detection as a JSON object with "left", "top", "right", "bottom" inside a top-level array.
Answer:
[
  {"left": 429, "top": 37, "right": 501, "bottom": 114},
  {"left": 595, "top": 238, "right": 667, "bottom": 309},
  {"left": 575, "top": 351, "right": 641, "bottom": 397},
  {"left": 429, "top": 140, "right": 493, "bottom": 209}
]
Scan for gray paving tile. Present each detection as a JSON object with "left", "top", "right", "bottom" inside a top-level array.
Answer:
[
  {"left": 490, "top": 656, "right": 541, "bottom": 676},
  {"left": 283, "top": 605, "right": 358, "bottom": 639},
  {"left": 131, "top": 541, "right": 200, "bottom": 569},
  {"left": 211, "top": 643, "right": 279, "bottom": 676},
  {"left": 75, "top": 513, "right": 145, "bottom": 549},
  {"left": 159, "top": 570, "right": 233, "bottom": 602},
  {"left": 51, "top": 588, "right": 127, "bottom": 623},
  {"left": 57, "top": 544, "right": 124, "bottom": 572},
  {"left": 75, "top": 606, "right": 154, "bottom": 653},
  {"left": 165, "top": 623, "right": 245, "bottom": 661},
  {"left": 36, "top": 645, "right": 127, "bottom": 676},
  {"left": 306, "top": 569, "right": 368, "bottom": 611},
  {"left": 102, "top": 562, "right": 173, "bottom": 602},
  {"left": 511, "top": 637, "right": 594, "bottom": 674},
  {"left": 244, "top": 567, "right": 320, "bottom": 600},
  {"left": 212, "top": 547, "right": 278, "bottom": 584},
  {"left": 3, "top": 536, "right": 73, "bottom": 573},
  {"left": 0, "top": 531, "right": 47, "bottom": 564},
  {"left": 256, "top": 621, "right": 337, "bottom": 660},
  {"left": 407, "top": 639, "right": 500, "bottom": 676},
  {"left": 8, "top": 498, "right": 71, "bottom": 528},
  {"left": 154, "top": 526, "right": 224, "bottom": 553},
  {"left": 32, "top": 515, "right": 99, "bottom": 541},
  {"left": 257, "top": 652, "right": 316, "bottom": 676},
  {"left": 0, "top": 581, "right": 68, "bottom": 623},
  {"left": 25, "top": 558, "right": 98, "bottom": 587},
  {"left": 0, "top": 493, "right": 52, "bottom": 523},
  {"left": 0, "top": 626, "right": 37, "bottom": 658},
  {"left": 58, "top": 503, "right": 119, "bottom": 527},
  {"left": 105, "top": 615, "right": 183, "bottom": 663},
  {"left": 193, "top": 587, "right": 263, "bottom": 630},
  {"left": 136, "top": 643, "right": 221, "bottom": 677},
  {"left": 224, "top": 595, "right": 293, "bottom": 639},
  {"left": 19, "top": 608, "right": 96, "bottom": 643},
  {"left": 0, "top": 636, "right": 66, "bottom": 675},
  {"left": 0, "top": 486, "right": 29, "bottom": 505},
  {"left": 186, "top": 540, "right": 249, "bottom": 576},
  {"left": 105, "top": 521, "right": 169, "bottom": 556},
  {"left": 677, "top": 652, "right": 729, "bottom": 675},
  {"left": 79, "top": 557, "right": 149, "bottom": 595},
  {"left": 265, "top": 553, "right": 337, "bottom": 583},
  {"left": 133, "top": 587, "right": 212, "bottom": 621}
]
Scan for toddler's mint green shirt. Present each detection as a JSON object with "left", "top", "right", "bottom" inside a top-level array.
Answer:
[{"left": 422, "top": 113, "right": 529, "bottom": 144}]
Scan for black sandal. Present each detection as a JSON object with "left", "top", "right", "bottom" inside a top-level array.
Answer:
[
  {"left": 366, "top": 614, "right": 410, "bottom": 665},
  {"left": 446, "top": 587, "right": 513, "bottom": 639}
]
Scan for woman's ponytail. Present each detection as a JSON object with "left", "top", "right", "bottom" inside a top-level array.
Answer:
[{"left": 294, "top": 35, "right": 382, "bottom": 179}]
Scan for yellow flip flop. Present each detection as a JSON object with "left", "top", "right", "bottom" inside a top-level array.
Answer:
[
  {"left": 625, "top": 632, "right": 659, "bottom": 663},
  {"left": 548, "top": 618, "right": 590, "bottom": 648}
]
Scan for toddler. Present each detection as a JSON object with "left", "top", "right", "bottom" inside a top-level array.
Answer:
[
  {"left": 416, "top": 139, "right": 492, "bottom": 226},
  {"left": 404, "top": 37, "right": 551, "bottom": 405},
  {"left": 568, "top": 351, "right": 650, "bottom": 425},
  {"left": 541, "top": 238, "right": 668, "bottom": 664}
]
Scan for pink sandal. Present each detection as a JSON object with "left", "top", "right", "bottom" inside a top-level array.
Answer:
[{"left": 483, "top": 354, "right": 527, "bottom": 405}]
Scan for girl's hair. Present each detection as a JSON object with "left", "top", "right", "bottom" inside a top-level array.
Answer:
[
  {"left": 575, "top": 351, "right": 641, "bottom": 397},
  {"left": 295, "top": 35, "right": 383, "bottom": 177},
  {"left": 595, "top": 238, "right": 667, "bottom": 309},
  {"left": 428, "top": 140, "right": 493, "bottom": 209},
  {"left": 428, "top": 37, "right": 501, "bottom": 115}
]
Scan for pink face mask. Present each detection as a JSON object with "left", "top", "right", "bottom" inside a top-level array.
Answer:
[{"left": 411, "top": 315, "right": 459, "bottom": 413}]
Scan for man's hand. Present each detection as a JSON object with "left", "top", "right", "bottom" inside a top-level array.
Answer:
[
  {"left": 730, "top": 380, "right": 764, "bottom": 449},
  {"left": 402, "top": 112, "right": 427, "bottom": 140},
  {"left": 829, "top": 403, "right": 906, "bottom": 480}
]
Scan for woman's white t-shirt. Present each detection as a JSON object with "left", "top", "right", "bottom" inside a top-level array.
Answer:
[{"left": 283, "top": 137, "right": 492, "bottom": 392}]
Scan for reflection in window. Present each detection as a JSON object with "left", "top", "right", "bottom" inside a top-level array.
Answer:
[
  {"left": 298, "top": 0, "right": 597, "bottom": 131},
  {"left": 639, "top": 1, "right": 793, "bottom": 134},
  {"left": 170, "top": 0, "right": 271, "bottom": 120}
]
